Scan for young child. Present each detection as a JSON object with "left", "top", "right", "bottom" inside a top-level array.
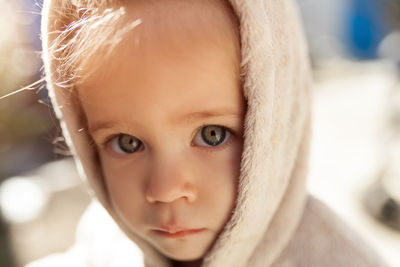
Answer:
[{"left": 31, "top": 0, "right": 388, "bottom": 266}]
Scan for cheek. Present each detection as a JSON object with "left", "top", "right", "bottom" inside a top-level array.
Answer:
[
  {"left": 197, "top": 140, "right": 242, "bottom": 216},
  {"left": 212, "top": 138, "right": 242, "bottom": 186},
  {"left": 100, "top": 155, "right": 147, "bottom": 225}
]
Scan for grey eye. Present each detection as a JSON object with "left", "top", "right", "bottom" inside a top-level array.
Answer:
[
  {"left": 110, "top": 134, "right": 142, "bottom": 154},
  {"left": 194, "top": 125, "right": 230, "bottom": 147}
]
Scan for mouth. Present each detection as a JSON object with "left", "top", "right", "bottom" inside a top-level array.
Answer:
[{"left": 152, "top": 227, "right": 205, "bottom": 238}]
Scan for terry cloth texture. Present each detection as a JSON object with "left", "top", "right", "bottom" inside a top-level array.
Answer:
[{"left": 33, "top": 0, "right": 389, "bottom": 266}]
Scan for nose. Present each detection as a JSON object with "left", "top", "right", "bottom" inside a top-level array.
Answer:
[{"left": 145, "top": 155, "right": 197, "bottom": 204}]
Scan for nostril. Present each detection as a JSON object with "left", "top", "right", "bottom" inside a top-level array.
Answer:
[
  {"left": 145, "top": 158, "right": 197, "bottom": 204},
  {"left": 182, "top": 183, "right": 197, "bottom": 203},
  {"left": 145, "top": 191, "right": 156, "bottom": 204},
  {"left": 145, "top": 182, "right": 197, "bottom": 204}
]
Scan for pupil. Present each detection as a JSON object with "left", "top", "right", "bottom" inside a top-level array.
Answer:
[
  {"left": 119, "top": 134, "right": 141, "bottom": 153},
  {"left": 201, "top": 126, "right": 225, "bottom": 146}
]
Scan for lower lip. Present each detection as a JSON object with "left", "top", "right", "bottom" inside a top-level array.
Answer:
[{"left": 153, "top": 229, "right": 205, "bottom": 238}]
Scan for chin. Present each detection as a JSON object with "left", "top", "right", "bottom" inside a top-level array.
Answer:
[{"left": 159, "top": 246, "right": 206, "bottom": 261}]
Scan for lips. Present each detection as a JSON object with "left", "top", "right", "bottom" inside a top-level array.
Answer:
[{"left": 152, "top": 227, "right": 205, "bottom": 238}]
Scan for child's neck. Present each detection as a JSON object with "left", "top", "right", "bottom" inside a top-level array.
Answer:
[{"left": 170, "top": 259, "right": 203, "bottom": 267}]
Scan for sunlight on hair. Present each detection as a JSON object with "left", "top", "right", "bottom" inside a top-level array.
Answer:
[
  {"left": 48, "top": 3, "right": 142, "bottom": 88},
  {"left": 0, "top": 78, "right": 45, "bottom": 100}
]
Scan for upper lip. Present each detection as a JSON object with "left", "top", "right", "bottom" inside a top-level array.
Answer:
[{"left": 153, "top": 225, "right": 201, "bottom": 234}]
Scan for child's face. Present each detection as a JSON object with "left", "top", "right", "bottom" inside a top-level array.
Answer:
[{"left": 77, "top": 2, "right": 243, "bottom": 261}]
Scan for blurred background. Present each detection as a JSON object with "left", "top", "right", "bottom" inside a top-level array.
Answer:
[{"left": 0, "top": 0, "right": 399, "bottom": 266}]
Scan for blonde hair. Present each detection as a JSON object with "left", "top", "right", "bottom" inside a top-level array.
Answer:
[
  {"left": 46, "top": 0, "right": 240, "bottom": 89},
  {"left": 47, "top": 0, "right": 140, "bottom": 88}
]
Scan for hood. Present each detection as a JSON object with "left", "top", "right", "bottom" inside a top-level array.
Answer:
[{"left": 41, "top": 0, "right": 312, "bottom": 266}]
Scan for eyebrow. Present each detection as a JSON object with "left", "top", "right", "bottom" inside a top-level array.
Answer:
[
  {"left": 173, "top": 108, "right": 242, "bottom": 124},
  {"left": 90, "top": 108, "right": 242, "bottom": 136},
  {"left": 89, "top": 122, "right": 128, "bottom": 137}
]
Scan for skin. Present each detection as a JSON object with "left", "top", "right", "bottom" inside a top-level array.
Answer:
[{"left": 77, "top": 1, "right": 244, "bottom": 266}]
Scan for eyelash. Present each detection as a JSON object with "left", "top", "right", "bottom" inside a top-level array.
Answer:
[
  {"left": 101, "top": 124, "right": 236, "bottom": 155},
  {"left": 192, "top": 124, "right": 234, "bottom": 149}
]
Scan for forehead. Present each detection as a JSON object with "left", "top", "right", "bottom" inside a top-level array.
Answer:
[
  {"left": 123, "top": 0, "right": 239, "bottom": 44},
  {"left": 78, "top": 0, "right": 240, "bottom": 76},
  {"left": 77, "top": 0, "right": 243, "bottom": 126}
]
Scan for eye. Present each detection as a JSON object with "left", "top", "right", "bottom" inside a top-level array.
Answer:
[
  {"left": 193, "top": 125, "right": 231, "bottom": 147},
  {"left": 109, "top": 134, "right": 143, "bottom": 154}
]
